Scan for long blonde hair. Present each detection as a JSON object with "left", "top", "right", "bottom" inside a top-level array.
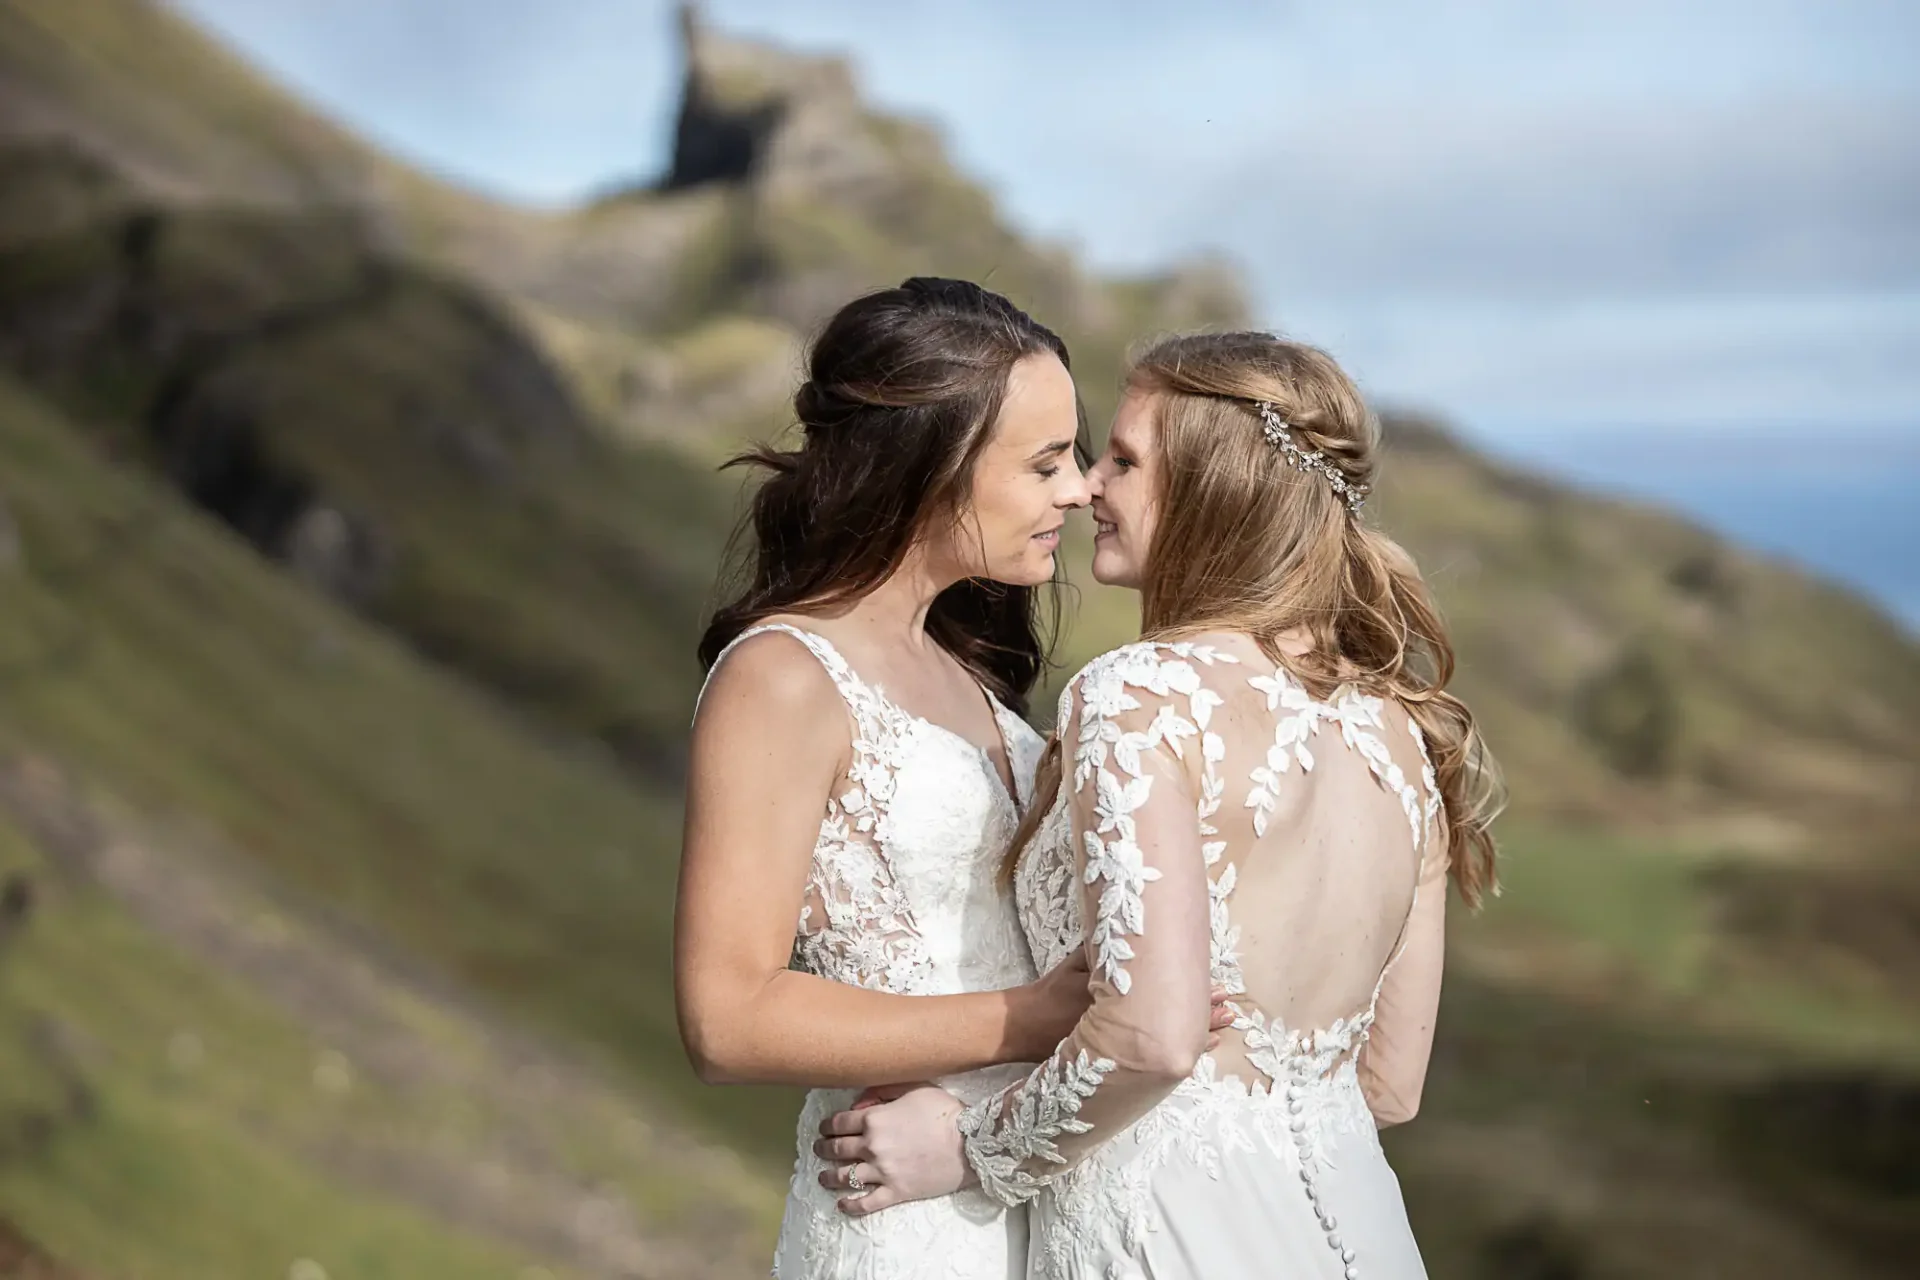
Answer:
[{"left": 1009, "top": 331, "right": 1503, "bottom": 906}]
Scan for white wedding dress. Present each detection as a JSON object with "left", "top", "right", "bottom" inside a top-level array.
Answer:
[
  {"left": 962, "top": 635, "right": 1447, "bottom": 1280},
  {"left": 704, "top": 623, "right": 1046, "bottom": 1280}
]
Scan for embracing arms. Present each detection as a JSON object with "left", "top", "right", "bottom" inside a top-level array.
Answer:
[
  {"left": 814, "top": 651, "right": 1220, "bottom": 1213},
  {"left": 673, "top": 632, "right": 1088, "bottom": 1087},
  {"left": 955, "top": 671, "right": 1213, "bottom": 1201}
]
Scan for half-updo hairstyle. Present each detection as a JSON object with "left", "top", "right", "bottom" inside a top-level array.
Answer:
[
  {"left": 1010, "top": 331, "right": 1503, "bottom": 904},
  {"left": 698, "top": 277, "right": 1080, "bottom": 716}
]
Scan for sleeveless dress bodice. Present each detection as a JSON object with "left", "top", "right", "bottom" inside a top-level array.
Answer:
[{"left": 702, "top": 623, "right": 1045, "bottom": 1280}]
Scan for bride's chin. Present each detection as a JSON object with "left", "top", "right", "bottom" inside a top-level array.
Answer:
[{"left": 1008, "top": 559, "right": 1052, "bottom": 587}]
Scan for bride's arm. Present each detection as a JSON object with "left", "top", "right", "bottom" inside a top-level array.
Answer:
[
  {"left": 952, "top": 683, "right": 1212, "bottom": 1203},
  {"left": 1358, "top": 832, "right": 1449, "bottom": 1126},
  {"left": 675, "top": 633, "right": 1084, "bottom": 1088},
  {"left": 815, "top": 658, "right": 1217, "bottom": 1213}
]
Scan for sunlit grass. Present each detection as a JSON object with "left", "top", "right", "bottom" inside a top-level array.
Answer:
[
  {"left": 1462, "top": 823, "right": 1920, "bottom": 1065},
  {"left": 0, "top": 374, "right": 802, "bottom": 1164},
  {"left": 0, "top": 813, "right": 580, "bottom": 1280}
]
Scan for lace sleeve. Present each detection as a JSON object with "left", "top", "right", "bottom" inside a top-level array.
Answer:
[
  {"left": 957, "top": 644, "right": 1229, "bottom": 1204},
  {"left": 1358, "top": 819, "right": 1449, "bottom": 1125}
]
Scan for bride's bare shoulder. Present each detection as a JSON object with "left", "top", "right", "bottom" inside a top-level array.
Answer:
[{"left": 697, "top": 625, "right": 844, "bottom": 729}]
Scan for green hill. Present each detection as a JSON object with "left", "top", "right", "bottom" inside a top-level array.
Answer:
[
  {"left": 0, "top": 370, "right": 781, "bottom": 1276},
  {"left": 0, "top": 185, "right": 737, "bottom": 773},
  {"left": 0, "top": 1, "right": 1916, "bottom": 1276}
]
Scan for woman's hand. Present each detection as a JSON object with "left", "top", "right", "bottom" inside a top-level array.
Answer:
[
  {"left": 815, "top": 1083, "right": 971, "bottom": 1216},
  {"left": 1017, "top": 955, "right": 1236, "bottom": 1064},
  {"left": 812, "top": 987, "right": 1241, "bottom": 1217},
  {"left": 1016, "top": 951, "right": 1094, "bottom": 1059},
  {"left": 1207, "top": 986, "right": 1236, "bottom": 1049}
]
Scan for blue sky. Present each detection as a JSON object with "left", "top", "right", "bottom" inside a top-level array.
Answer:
[{"left": 170, "top": 0, "right": 1919, "bottom": 443}]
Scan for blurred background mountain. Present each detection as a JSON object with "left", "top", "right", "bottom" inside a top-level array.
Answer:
[{"left": 0, "top": 1, "right": 1914, "bottom": 1277}]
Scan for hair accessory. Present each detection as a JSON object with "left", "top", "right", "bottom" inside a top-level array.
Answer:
[{"left": 1253, "top": 402, "right": 1368, "bottom": 513}]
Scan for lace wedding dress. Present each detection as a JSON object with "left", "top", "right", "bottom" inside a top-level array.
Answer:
[
  {"left": 962, "top": 635, "right": 1446, "bottom": 1280},
  {"left": 704, "top": 623, "right": 1047, "bottom": 1280}
]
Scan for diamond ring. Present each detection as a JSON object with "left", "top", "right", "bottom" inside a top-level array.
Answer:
[{"left": 846, "top": 1165, "right": 865, "bottom": 1192}]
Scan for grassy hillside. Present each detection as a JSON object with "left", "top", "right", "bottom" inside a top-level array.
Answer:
[
  {"left": 0, "top": 0, "right": 399, "bottom": 202},
  {"left": 0, "top": 808, "right": 595, "bottom": 1280},
  {"left": 0, "top": 369, "right": 792, "bottom": 1272},
  {"left": 1363, "top": 424, "right": 1920, "bottom": 829},
  {"left": 0, "top": 180, "right": 745, "bottom": 773},
  {"left": 6, "top": 377, "right": 1912, "bottom": 1279},
  {"left": 0, "top": 369, "right": 806, "bottom": 1136},
  {"left": 1397, "top": 819, "right": 1920, "bottom": 1279},
  {"left": 0, "top": 1, "right": 1915, "bottom": 1276}
]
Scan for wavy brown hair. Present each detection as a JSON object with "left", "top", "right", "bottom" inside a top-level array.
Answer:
[
  {"left": 698, "top": 278, "right": 1080, "bottom": 715},
  {"left": 1010, "top": 331, "right": 1502, "bottom": 905}
]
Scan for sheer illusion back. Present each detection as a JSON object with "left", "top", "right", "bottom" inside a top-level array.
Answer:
[
  {"left": 971, "top": 634, "right": 1445, "bottom": 1279},
  {"left": 1200, "top": 633, "right": 1440, "bottom": 1090}
]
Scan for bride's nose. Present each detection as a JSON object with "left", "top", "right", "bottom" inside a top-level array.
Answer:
[{"left": 1057, "top": 465, "right": 1093, "bottom": 509}]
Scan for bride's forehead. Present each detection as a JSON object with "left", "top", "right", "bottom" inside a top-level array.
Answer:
[
  {"left": 1109, "top": 392, "right": 1158, "bottom": 448},
  {"left": 988, "top": 355, "right": 1077, "bottom": 447}
]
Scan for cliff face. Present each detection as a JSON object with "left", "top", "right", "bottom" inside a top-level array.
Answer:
[{"left": 662, "top": 4, "right": 870, "bottom": 195}]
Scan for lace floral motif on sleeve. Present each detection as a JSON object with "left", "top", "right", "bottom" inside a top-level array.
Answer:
[
  {"left": 1199, "top": 727, "right": 1245, "bottom": 996},
  {"left": 955, "top": 1049, "right": 1115, "bottom": 1204},
  {"left": 960, "top": 642, "right": 1232, "bottom": 1205},
  {"left": 1084, "top": 768, "right": 1157, "bottom": 994},
  {"left": 1073, "top": 644, "right": 1234, "bottom": 990}
]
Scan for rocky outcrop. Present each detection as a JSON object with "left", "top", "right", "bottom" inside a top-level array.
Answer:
[
  {"left": 661, "top": 4, "right": 790, "bottom": 191},
  {"left": 662, "top": 3, "right": 912, "bottom": 207},
  {"left": 0, "top": 1, "right": 1246, "bottom": 340},
  {"left": 643, "top": 5, "right": 1239, "bottom": 336},
  {"left": 0, "top": 203, "right": 607, "bottom": 615},
  {"left": 0, "top": 139, "right": 139, "bottom": 251}
]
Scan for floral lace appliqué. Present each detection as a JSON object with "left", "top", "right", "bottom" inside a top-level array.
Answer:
[
  {"left": 996, "top": 640, "right": 1446, "bottom": 1280},
  {"left": 962, "top": 643, "right": 1237, "bottom": 1203}
]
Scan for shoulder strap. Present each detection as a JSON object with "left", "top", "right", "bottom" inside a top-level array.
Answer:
[
  {"left": 696, "top": 623, "right": 914, "bottom": 851},
  {"left": 693, "top": 622, "right": 864, "bottom": 722}
]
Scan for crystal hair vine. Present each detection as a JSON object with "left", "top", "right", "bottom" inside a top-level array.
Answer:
[{"left": 1253, "top": 401, "right": 1369, "bottom": 513}]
